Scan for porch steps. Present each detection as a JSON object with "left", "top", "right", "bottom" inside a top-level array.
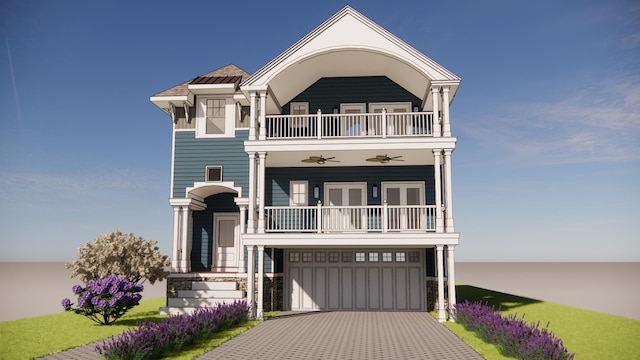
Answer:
[{"left": 160, "top": 280, "right": 245, "bottom": 316}]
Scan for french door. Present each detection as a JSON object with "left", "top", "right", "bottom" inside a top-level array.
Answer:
[
  {"left": 324, "top": 182, "right": 367, "bottom": 231},
  {"left": 382, "top": 182, "right": 425, "bottom": 231}
]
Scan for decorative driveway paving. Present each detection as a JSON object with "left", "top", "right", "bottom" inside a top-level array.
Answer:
[{"left": 198, "top": 311, "right": 483, "bottom": 360}]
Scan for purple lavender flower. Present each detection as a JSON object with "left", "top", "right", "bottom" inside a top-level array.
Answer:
[
  {"left": 61, "top": 298, "right": 72, "bottom": 308},
  {"left": 72, "top": 285, "right": 83, "bottom": 294}
]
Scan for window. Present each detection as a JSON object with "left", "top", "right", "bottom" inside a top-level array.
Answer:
[
  {"left": 342, "top": 252, "right": 353, "bottom": 263},
  {"left": 197, "top": 97, "right": 233, "bottom": 138},
  {"left": 328, "top": 252, "right": 340, "bottom": 262},
  {"left": 396, "top": 252, "right": 406, "bottom": 262},
  {"left": 206, "top": 166, "right": 222, "bottom": 182},
  {"left": 315, "top": 252, "right": 326, "bottom": 262},
  {"left": 355, "top": 252, "right": 366, "bottom": 262},
  {"left": 409, "top": 251, "right": 420, "bottom": 263},
  {"left": 368, "top": 252, "right": 379, "bottom": 262},
  {"left": 235, "top": 104, "right": 250, "bottom": 129},
  {"left": 290, "top": 181, "right": 308, "bottom": 206},
  {"left": 382, "top": 252, "right": 393, "bottom": 262},
  {"left": 302, "top": 252, "right": 313, "bottom": 262},
  {"left": 290, "top": 102, "right": 309, "bottom": 115},
  {"left": 206, "top": 99, "right": 225, "bottom": 134},
  {"left": 289, "top": 252, "right": 300, "bottom": 262}
]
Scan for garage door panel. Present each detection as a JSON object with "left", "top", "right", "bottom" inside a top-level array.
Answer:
[
  {"left": 368, "top": 267, "right": 380, "bottom": 310},
  {"left": 408, "top": 267, "right": 422, "bottom": 310},
  {"left": 355, "top": 267, "right": 367, "bottom": 310},
  {"left": 381, "top": 267, "right": 394, "bottom": 310},
  {"left": 341, "top": 267, "right": 353, "bottom": 309},
  {"left": 328, "top": 267, "right": 341, "bottom": 310},
  {"left": 315, "top": 267, "right": 327, "bottom": 309},
  {"left": 289, "top": 267, "right": 300, "bottom": 310},
  {"left": 301, "top": 267, "right": 314, "bottom": 309},
  {"left": 395, "top": 268, "right": 408, "bottom": 310}
]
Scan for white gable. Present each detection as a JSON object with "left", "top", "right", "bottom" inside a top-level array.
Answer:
[{"left": 242, "top": 6, "right": 460, "bottom": 113}]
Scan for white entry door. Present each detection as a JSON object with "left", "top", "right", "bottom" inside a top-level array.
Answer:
[
  {"left": 213, "top": 213, "right": 239, "bottom": 271},
  {"left": 340, "top": 103, "right": 366, "bottom": 136},
  {"left": 324, "top": 182, "right": 367, "bottom": 231}
]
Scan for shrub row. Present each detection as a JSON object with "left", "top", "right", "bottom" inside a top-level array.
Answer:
[
  {"left": 453, "top": 300, "right": 574, "bottom": 360},
  {"left": 96, "top": 300, "right": 249, "bottom": 360}
]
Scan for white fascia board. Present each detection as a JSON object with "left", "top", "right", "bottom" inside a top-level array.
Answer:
[
  {"left": 243, "top": 232, "right": 460, "bottom": 247},
  {"left": 150, "top": 94, "right": 194, "bottom": 112},
  {"left": 188, "top": 83, "right": 236, "bottom": 95},
  {"left": 233, "top": 93, "right": 250, "bottom": 106},
  {"left": 243, "top": 137, "right": 457, "bottom": 153}
]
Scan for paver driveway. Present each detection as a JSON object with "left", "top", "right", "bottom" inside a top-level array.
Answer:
[{"left": 198, "top": 311, "right": 483, "bottom": 360}]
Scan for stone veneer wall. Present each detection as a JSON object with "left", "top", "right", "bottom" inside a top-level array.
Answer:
[
  {"left": 427, "top": 277, "right": 453, "bottom": 313},
  {"left": 166, "top": 273, "right": 284, "bottom": 311}
]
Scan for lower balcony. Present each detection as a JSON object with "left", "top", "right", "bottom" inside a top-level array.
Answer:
[{"left": 265, "top": 204, "right": 436, "bottom": 233}]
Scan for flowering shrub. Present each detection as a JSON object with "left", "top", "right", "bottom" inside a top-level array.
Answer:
[
  {"left": 96, "top": 301, "right": 249, "bottom": 360},
  {"left": 453, "top": 301, "right": 574, "bottom": 360},
  {"left": 66, "top": 230, "right": 170, "bottom": 285},
  {"left": 62, "top": 275, "right": 143, "bottom": 325}
]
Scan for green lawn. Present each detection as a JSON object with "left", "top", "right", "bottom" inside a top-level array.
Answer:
[
  {"left": 445, "top": 285, "right": 640, "bottom": 360},
  {"left": 3, "top": 290, "right": 640, "bottom": 360}
]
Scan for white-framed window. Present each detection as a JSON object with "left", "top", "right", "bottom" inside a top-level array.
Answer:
[
  {"left": 396, "top": 252, "right": 406, "bottom": 262},
  {"left": 289, "top": 181, "right": 308, "bottom": 206},
  {"left": 302, "top": 252, "right": 313, "bottom": 262},
  {"left": 368, "top": 252, "right": 379, "bottom": 262},
  {"left": 355, "top": 252, "right": 366, "bottom": 262},
  {"left": 289, "top": 252, "right": 300, "bottom": 262},
  {"left": 206, "top": 166, "right": 222, "bottom": 182},
  {"left": 196, "top": 97, "right": 234, "bottom": 138},
  {"left": 289, "top": 102, "right": 309, "bottom": 130},
  {"left": 290, "top": 102, "right": 309, "bottom": 115},
  {"left": 382, "top": 252, "right": 393, "bottom": 262}
]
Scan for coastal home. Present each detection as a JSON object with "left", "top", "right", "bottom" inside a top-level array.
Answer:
[{"left": 150, "top": 6, "right": 460, "bottom": 322}]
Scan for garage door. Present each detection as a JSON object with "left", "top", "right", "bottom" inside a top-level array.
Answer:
[{"left": 285, "top": 249, "right": 424, "bottom": 311}]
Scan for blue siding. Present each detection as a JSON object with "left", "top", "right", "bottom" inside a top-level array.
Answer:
[
  {"left": 173, "top": 131, "right": 249, "bottom": 198},
  {"left": 283, "top": 76, "right": 421, "bottom": 114},
  {"left": 266, "top": 166, "right": 435, "bottom": 206}
]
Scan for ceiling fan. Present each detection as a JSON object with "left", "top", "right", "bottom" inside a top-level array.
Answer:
[
  {"left": 366, "top": 155, "right": 404, "bottom": 164},
  {"left": 301, "top": 155, "right": 339, "bottom": 165}
]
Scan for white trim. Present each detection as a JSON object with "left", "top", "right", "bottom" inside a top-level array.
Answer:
[
  {"left": 324, "top": 182, "right": 367, "bottom": 206},
  {"left": 243, "top": 231, "right": 460, "bottom": 247},
  {"left": 381, "top": 181, "right": 425, "bottom": 205},
  {"left": 369, "top": 102, "right": 412, "bottom": 113}
]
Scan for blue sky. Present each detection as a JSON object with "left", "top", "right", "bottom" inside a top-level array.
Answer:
[{"left": 1, "top": 0, "right": 638, "bottom": 262}]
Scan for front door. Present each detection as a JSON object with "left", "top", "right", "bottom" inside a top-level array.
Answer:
[
  {"left": 324, "top": 182, "right": 367, "bottom": 231},
  {"left": 213, "top": 213, "right": 239, "bottom": 271}
]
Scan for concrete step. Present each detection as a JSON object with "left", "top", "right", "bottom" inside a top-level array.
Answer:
[
  {"left": 178, "top": 289, "right": 244, "bottom": 298},
  {"left": 191, "top": 281, "right": 238, "bottom": 291},
  {"left": 168, "top": 297, "right": 243, "bottom": 308}
]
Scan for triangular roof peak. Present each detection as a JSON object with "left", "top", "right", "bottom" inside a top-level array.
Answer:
[{"left": 243, "top": 6, "right": 460, "bottom": 112}]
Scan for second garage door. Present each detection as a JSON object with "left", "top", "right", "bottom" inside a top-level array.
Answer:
[{"left": 286, "top": 249, "right": 424, "bottom": 311}]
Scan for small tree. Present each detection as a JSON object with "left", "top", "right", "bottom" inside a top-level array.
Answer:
[{"left": 66, "top": 230, "right": 170, "bottom": 285}]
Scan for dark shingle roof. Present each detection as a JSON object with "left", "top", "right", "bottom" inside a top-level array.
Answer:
[{"left": 152, "top": 64, "right": 251, "bottom": 97}]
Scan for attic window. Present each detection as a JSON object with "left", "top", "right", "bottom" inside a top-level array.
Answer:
[{"left": 206, "top": 166, "right": 222, "bottom": 182}]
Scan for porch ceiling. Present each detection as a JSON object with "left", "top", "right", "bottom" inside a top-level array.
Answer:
[
  {"left": 265, "top": 49, "right": 434, "bottom": 113},
  {"left": 265, "top": 148, "right": 435, "bottom": 167}
]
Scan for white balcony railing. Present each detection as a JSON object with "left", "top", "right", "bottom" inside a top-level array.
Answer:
[
  {"left": 265, "top": 204, "right": 436, "bottom": 233},
  {"left": 265, "top": 110, "right": 433, "bottom": 139}
]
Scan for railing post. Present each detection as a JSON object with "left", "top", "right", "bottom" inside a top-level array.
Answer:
[
  {"left": 381, "top": 108, "right": 387, "bottom": 138},
  {"left": 382, "top": 200, "right": 388, "bottom": 233},
  {"left": 317, "top": 109, "right": 322, "bottom": 139},
  {"left": 316, "top": 200, "right": 322, "bottom": 233}
]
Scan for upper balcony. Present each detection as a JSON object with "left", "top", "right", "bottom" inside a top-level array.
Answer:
[{"left": 263, "top": 110, "right": 434, "bottom": 140}]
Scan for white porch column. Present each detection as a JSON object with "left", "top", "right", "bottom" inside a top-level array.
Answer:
[
  {"left": 171, "top": 206, "right": 181, "bottom": 272},
  {"left": 447, "top": 245, "right": 457, "bottom": 321},
  {"left": 436, "top": 245, "right": 446, "bottom": 322},
  {"left": 247, "top": 152, "right": 257, "bottom": 234},
  {"left": 443, "top": 149, "right": 455, "bottom": 232},
  {"left": 257, "top": 152, "right": 267, "bottom": 233},
  {"left": 246, "top": 245, "right": 255, "bottom": 319},
  {"left": 249, "top": 92, "right": 257, "bottom": 140},
  {"left": 433, "top": 149, "right": 444, "bottom": 232},
  {"left": 259, "top": 90, "right": 267, "bottom": 140},
  {"left": 431, "top": 86, "right": 441, "bottom": 137},
  {"left": 442, "top": 86, "right": 451, "bottom": 137},
  {"left": 234, "top": 199, "right": 248, "bottom": 273},
  {"left": 180, "top": 206, "right": 191, "bottom": 273},
  {"left": 256, "top": 245, "right": 265, "bottom": 320}
]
